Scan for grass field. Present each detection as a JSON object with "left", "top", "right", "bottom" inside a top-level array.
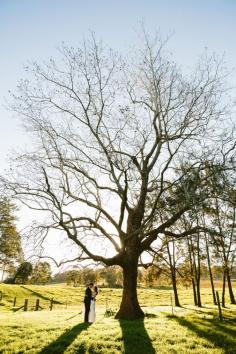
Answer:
[{"left": 0, "top": 282, "right": 235, "bottom": 353}]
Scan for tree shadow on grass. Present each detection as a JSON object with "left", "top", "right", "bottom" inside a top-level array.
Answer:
[
  {"left": 119, "top": 319, "right": 155, "bottom": 354},
  {"left": 39, "top": 322, "right": 91, "bottom": 354},
  {"left": 180, "top": 305, "right": 214, "bottom": 315},
  {"left": 169, "top": 316, "right": 236, "bottom": 353},
  {"left": 20, "top": 286, "right": 62, "bottom": 304}
]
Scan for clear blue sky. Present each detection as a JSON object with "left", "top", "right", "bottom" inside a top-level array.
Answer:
[{"left": 0, "top": 0, "right": 236, "bottom": 264}]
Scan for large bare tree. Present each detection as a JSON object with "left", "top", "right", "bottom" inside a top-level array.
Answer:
[{"left": 3, "top": 33, "right": 234, "bottom": 319}]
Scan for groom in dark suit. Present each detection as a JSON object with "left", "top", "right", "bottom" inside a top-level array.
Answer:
[{"left": 84, "top": 283, "right": 93, "bottom": 322}]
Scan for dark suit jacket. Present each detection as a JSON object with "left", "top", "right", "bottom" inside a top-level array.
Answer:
[{"left": 84, "top": 287, "right": 92, "bottom": 304}]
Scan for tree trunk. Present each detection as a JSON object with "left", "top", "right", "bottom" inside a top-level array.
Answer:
[
  {"left": 172, "top": 273, "right": 181, "bottom": 307},
  {"left": 190, "top": 236, "right": 202, "bottom": 307},
  {"left": 226, "top": 269, "right": 236, "bottom": 304},
  {"left": 166, "top": 238, "right": 181, "bottom": 307},
  {"left": 222, "top": 270, "right": 226, "bottom": 308},
  {"left": 196, "top": 275, "right": 202, "bottom": 307},
  {"left": 209, "top": 266, "right": 217, "bottom": 305},
  {"left": 192, "top": 279, "right": 197, "bottom": 305},
  {"left": 205, "top": 234, "right": 217, "bottom": 305},
  {"left": 115, "top": 263, "right": 144, "bottom": 320},
  {"left": 195, "top": 233, "right": 202, "bottom": 307},
  {"left": 187, "top": 238, "right": 197, "bottom": 306}
]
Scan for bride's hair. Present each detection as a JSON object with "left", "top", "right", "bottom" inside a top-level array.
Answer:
[{"left": 94, "top": 286, "right": 98, "bottom": 294}]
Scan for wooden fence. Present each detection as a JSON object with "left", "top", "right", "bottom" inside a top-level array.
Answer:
[{"left": 12, "top": 297, "right": 55, "bottom": 312}]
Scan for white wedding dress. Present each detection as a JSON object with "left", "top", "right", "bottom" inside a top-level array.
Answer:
[{"left": 88, "top": 291, "right": 96, "bottom": 323}]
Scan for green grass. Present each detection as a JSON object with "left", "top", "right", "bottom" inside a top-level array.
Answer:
[
  {"left": 0, "top": 280, "right": 232, "bottom": 311},
  {"left": 0, "top": 283, "right": 235, "bottom": 353}
]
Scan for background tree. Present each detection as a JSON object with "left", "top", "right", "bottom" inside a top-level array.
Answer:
[
  {"left": 141, "top": 265, "right": 157, "bottom": 288},
  {"left": 80, "top": 268, "right": 97, "bottom": 285},
  {"left": 3, "top": 33, "right": 235, "bottom": 319},
  {"left": 65, "top": 269, "right": 80, "bottom": 286},
  {"left": 207, "top": 169, "right": 236, "bottom": 305},
  {"left": 163, "top": 237, "right": 182, "bottom": 306},
  {"left": 202, "top": 223, "right": 217, "bottom": 305},
  {"left": 99, "top": 266, "right": 122, "bottom": 287},
  {"left": 0, "top": 198, "right": 22, "bottom": 281},
  {"left": 148, "top": 237, "right": 183, "bottom": 306},
  {"left": 14, "top": 261, "right": 33, "bottom": 284},
  {"left": 31, "top": 261, "right": 52, "bottom": 284}
]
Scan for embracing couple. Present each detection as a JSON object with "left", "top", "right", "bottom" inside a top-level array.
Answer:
[{"left": 84, "top": 282, "right": 98, "bottom": 323}]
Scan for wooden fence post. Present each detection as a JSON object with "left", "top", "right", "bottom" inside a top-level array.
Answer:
[
  {"left": 50, "top": 298, "right": 53, "bottom": 311},
  {"left": 216, "top": 291, "right": 223, "bottom": 321},
  {"left": 24, "top": 299, "right": 28, "bottom": 311},
  {"left": 35, "top": 299, "right": 40, "bottom": 311},
  {"left": 13, "top": 297, "right": 17, "bottom": 307}
]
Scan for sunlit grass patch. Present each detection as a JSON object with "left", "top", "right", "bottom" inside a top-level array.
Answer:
[
  {"left": 0, "top": 307, "right": 236, "bottom": 353},
  {"left": 0, "top": 283, "right": 235, "bottom": 353}
]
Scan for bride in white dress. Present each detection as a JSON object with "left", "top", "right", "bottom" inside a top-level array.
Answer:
[{"left": 88, "top": 285, "right": 98, "bottom": 323}]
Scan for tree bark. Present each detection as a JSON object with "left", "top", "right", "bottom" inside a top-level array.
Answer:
[
  {"left": 187, "top": 238, "right": 197, "bottom": 306},
  {"left": 222, "top": 270, "right": 226, "bottom": 308},
  {"left": 196, "top": 274, "right": 202, "bottom": 307},
  {"left": 115, "top": 261, "right": 144, "bottom": 320},
  {"left": 172, "top": 273, "right": 181, "bottom": 307},
  {"left": 226, "top": 268, "right": 236, "bottom": 304},
  {"left": 208, "top": 265, "right": 217, "bottom": 305},
  {"left": 191, "top": 278, "right": 198, "bottom": 306},
  {"left": 205, "top": 234, "right": 217, "bottom": 305},
  {"left": 166, "top": 238, "right": 181, "bottom": 307},
  {"left": 195, "top": 233, "right": 202, "bottom": 307}
]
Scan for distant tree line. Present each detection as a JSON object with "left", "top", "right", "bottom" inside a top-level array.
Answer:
[
  {"left": 4, "top": 261, "right": 52, "bottom": 285},
  {"left": 53, "top": 266, "right": 123, "bottom": 288}
]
